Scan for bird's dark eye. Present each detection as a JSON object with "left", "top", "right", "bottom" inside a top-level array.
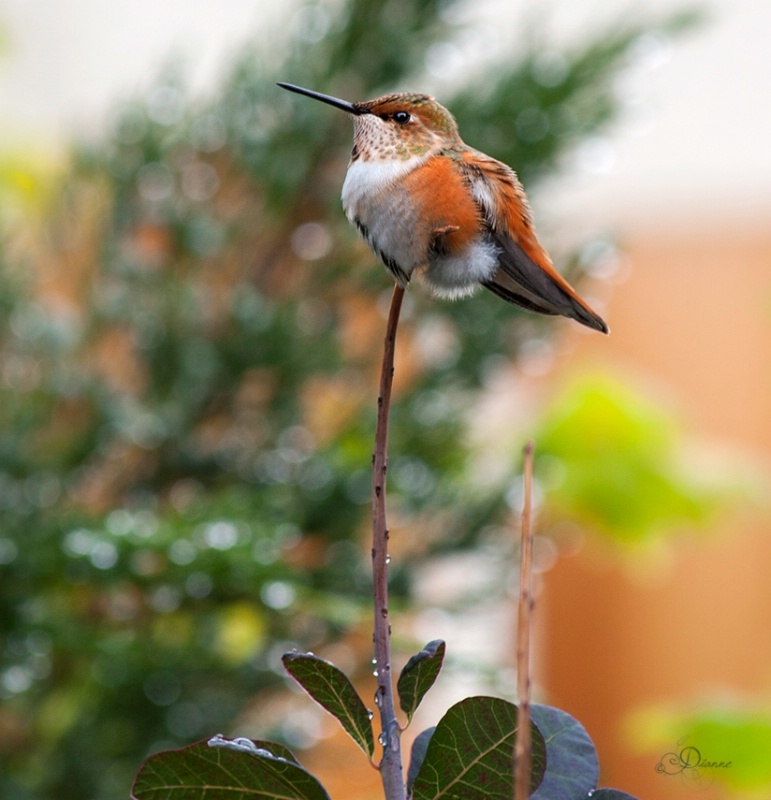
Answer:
[{"left": 393, "top": 111, "right": 411, "bottom": 124}]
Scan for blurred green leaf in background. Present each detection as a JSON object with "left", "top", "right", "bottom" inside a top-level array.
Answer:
[
  {"left": 534, "top": 375, "right": 725, "bottom": 545},
  {"left": 631, "top": 703, "right": 771, "bottom": 797}
]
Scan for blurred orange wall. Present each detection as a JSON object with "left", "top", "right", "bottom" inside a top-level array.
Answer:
[{"left": 542, "top": 225, "right": 771, "bottom": 800}]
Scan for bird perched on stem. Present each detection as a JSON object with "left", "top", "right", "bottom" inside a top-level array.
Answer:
[{"left": 278, "top": 82, "right": 608, "bottom": 334}]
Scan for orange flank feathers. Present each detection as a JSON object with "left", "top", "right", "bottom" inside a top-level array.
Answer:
[{"left": 400, "top": 155, "right": 483, "bottom": 256}]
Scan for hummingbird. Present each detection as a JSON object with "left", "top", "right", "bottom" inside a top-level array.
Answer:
[{"left": 278, "top": 82, "right": 608, "bottom": 334}]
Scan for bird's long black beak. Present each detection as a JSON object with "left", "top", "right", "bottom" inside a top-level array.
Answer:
[{"left": 277, "top": 82, "right": 365, "bottom": 115}]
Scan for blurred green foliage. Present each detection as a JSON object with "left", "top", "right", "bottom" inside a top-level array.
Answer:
[
  {"left": 0, "top": 1, "right": 702, "bottom": 798},
  {"left": 641, "top": 704, "right": 771, "bottom": 795},
  {"left": 680, "top": 709, "right": 771, "bottom": 793},
  {"left": 534, "top": 376, "right": 719, "bottom": 543}
]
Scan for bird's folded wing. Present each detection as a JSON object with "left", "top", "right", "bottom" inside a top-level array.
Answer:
[
  {"left": 457, "top": 149, "right": 608, "bottom": 333},
  {"left": 484, "top": 231, "right": 608, "bottom": 333}
]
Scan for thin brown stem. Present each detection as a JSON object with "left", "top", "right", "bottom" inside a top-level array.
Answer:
[
  {"left": 514, "top": 441, "right": 535, "bottom": 800},
  {"left": 371, "top": 284, "right": 406, "bottom": 800}
]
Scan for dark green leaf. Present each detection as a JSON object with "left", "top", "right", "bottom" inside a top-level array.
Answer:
[
  {"left": 530, "top": 704, "right": 598, "bottom": 799},
  {"left": 397, "top": 639, "right": 445, "bottom": 721},
  {"left": 411, "top": 696, "right": 547, "bottom": 800},
  {"left": 589, "top": 790, "right": 639, "bottom": 799},
  {"left": 131, "top": 736, "right": 330, "bottom": 800},
  {"left": 407, "top": 727, "right": 436, "bottom": 794},
  {"left": 282, "top": 651, "right": 374, "bottom": 756},
  {"left": 207, "top": 734, "right": 300, "bottom": 764}
]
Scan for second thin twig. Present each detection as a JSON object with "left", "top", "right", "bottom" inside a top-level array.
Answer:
[{"left": 514, "top": 441, "right": 535, "bottom": 800}]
